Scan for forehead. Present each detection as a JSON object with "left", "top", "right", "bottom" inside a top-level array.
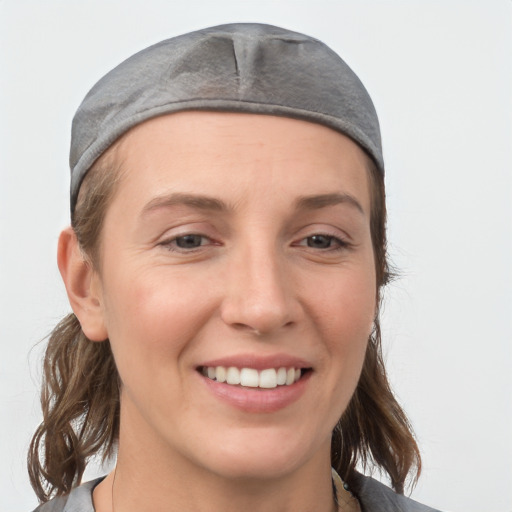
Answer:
[
  {"left": 108, "top": 111, "right": 372, "bottom": 212},
  {"left": 118, "top": 111, "right": 368, "bottom": 154}
]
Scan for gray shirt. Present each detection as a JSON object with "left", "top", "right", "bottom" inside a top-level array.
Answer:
[{"left": 32, "top": 473, "right": 442, "bottom": 512}]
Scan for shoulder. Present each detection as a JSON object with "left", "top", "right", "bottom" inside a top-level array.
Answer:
[
  {"left": 31, "top": 473, "right": 442, "bottom": 512},
  {"left": 352, "top": 473, "right": 443, "bottom": 512},
  {"left": 31, "top": 478, "right": 104, "bottom": 512}
]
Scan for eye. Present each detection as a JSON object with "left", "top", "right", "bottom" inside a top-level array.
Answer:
[
  {"left": 174, "top": 234, "right": 205, "bottom": 249},
  {"left": 306, "top": 234, "right": 336, "bottom": 249},
  {"left": 160, "top": 233, "right": 212, "bottom": 252},
  {"left": 294, "top": 233, "right": 349, "bottom": 251}
]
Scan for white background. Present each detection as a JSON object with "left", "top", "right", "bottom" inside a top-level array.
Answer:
[{"left": 1, "top": 1, "right": 511, "bottom": 511}]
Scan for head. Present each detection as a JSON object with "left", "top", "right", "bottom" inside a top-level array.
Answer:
[{"left": 29, "top": 23, "right": 419, "bottom": 502}]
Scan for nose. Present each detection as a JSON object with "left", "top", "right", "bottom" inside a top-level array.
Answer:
[{"left": 220, "top": 242, "right": 301, "bottom": 336}]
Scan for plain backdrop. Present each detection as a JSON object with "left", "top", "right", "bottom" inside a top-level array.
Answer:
[{"left": 1, "top": 1, "right": 511, "bottom": 511}]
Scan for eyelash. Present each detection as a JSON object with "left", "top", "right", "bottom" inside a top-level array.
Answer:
[
  {"left": 295, "top": 233, "right": 349, "bottom": 251},
  {"left": 159, "top": 234, "right": 213, "bottom": 252},
  {"left": 159, "top": 233, "right": 349, "bottom": 253}
]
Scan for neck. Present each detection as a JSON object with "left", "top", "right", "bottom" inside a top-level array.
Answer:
[
  {"left": 108, "top": 460, "right": 336, "bottom": 512},
  {"left": 93, "top": 396, "right": 338, "bottom": 512},
  {"left": 93, "top": 416, "right": 336, "bottom": 512}
]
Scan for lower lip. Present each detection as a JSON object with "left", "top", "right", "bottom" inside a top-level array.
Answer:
[{"left": 200, "top": 372, "right": 312, "bottom": 413}]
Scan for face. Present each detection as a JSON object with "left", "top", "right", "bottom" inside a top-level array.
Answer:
[{"left": 92, "top": 112, "right": 376, "bottom": 480}]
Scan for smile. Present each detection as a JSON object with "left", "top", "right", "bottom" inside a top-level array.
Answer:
[{"left": 200, "top": 366, "right": 306, "bottom": 389}]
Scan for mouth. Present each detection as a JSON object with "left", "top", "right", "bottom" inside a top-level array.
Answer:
[{"left": 198, "top": 366, "right": 312, "bottom": 389}]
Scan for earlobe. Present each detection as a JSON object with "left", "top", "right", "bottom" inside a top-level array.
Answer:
[{"left": 57, "top": 227, "right": 108, "bottom": 342}]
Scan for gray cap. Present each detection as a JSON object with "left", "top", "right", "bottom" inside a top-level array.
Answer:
[{"left": 70, "top": 23, "right": 383, "bottom": 213}]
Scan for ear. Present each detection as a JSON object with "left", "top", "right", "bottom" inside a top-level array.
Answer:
[{"left": 57, "top": 226, "right": 108, "bottom": 341}]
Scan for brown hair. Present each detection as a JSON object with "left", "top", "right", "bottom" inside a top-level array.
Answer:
[
  {"left": 332, "top": 160, "right": 421, "bottom": 494},
  {"left": 28, "top": 140, "right": 420, "bottom": 502},
  {"left": 28, "top": 151, "right": 122, "bottom": 502}
]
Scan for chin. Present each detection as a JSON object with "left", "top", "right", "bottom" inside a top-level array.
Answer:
[
  {"left": 190, "top": 425, "right": 329, "bottom": 482},
  {"left": 206, "top": 453, "right": 303, "bottom": 482}
]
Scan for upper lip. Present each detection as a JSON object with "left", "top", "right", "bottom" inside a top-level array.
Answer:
[{"left": 198, "top": 353, "right": 313, "bottom": 371}]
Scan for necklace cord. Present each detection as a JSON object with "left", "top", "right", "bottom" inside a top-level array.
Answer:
[{"left": 111, "top": 464, "right": 117, "bottom": 512}]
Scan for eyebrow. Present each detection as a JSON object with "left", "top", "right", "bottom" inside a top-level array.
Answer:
[
  {"left": 141, "top": 192, "right": 365, "bottom": 217},
  {"left": 294, "top": 193, "right": 365, "bottom": 215},
  {"left": 141, "top": 192, "right": 231, "bottom": 216}
]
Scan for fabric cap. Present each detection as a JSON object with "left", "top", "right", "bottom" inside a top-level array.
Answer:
[{"left": 70, "top": 23, "right": 383, "bottom": 213}]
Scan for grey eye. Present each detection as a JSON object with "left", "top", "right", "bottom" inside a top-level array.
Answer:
[
  {"left": 175, "top": 234, "right": 204, "bottom": 249},
  {"left": 306, "top": 235, "right": 333, "bottom": 249}
]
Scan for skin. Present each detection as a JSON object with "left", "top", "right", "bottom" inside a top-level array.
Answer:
[{"left": 59, "top": 112, "right": 376, "bottom": 512}]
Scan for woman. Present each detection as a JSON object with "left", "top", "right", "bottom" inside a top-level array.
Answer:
[{"left": 29, "top": 23, "right": 441, "bottom": 512}]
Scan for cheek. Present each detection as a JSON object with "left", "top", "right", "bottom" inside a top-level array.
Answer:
[
  {"left": 101, "top": 269, "right": 215, "bottom": 377},
  {"left": 313, "top": 267, "right": 376, "bottom": 340},
  {"left": 310, "top": 265, "right": 376, "bottom": 394}
]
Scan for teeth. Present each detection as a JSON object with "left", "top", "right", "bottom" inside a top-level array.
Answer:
[
  {"left": 240, "top": 368, "right": 259, "bottom": 387},
  {"left": 226, "top": 367, "right": 241, "bottom": 385},
  {"left": 216, "top": 366, "right": 226, "bottom": 383},
  {"left": 259, "top": 369, "right": 277, "bottom": 388},
  {"left": 276, "top": 367, "right": 287, "bottom": 386},
  {"left": 204, "top": 366, "right": 304, "bottom": 388}
]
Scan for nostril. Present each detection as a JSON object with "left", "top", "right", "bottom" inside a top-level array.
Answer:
[
  {"left": 230, "top": 321, "right": 295, "bottom": 336},
  {"left": 231, "top": 322, "right": 259, "bottom": 333}
]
